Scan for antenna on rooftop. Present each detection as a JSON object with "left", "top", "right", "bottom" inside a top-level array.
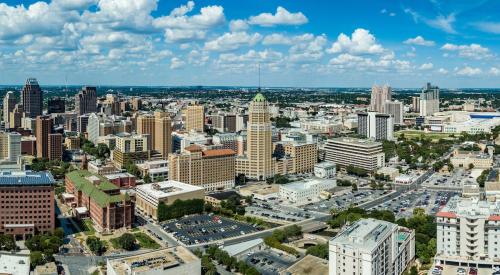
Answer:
[{"left": 258, "top": 63, "right": 261, "bottom": 92}]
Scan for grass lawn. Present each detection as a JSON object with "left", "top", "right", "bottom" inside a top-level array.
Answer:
[
  {"left": 134, "top": 233, "right": 160, "bottom": 249},
  {"left": 82, "top": 219, "right": 96, "bottom": 236},
  {"left": 109, "top": 238, "right": 121, "bottom": 249}
]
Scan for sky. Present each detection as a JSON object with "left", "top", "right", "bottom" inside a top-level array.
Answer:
[{"left": 0, "top": 0, "right": 499, "bottom": 88}]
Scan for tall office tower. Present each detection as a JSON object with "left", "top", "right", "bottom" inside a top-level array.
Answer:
[
  {"left": 0, "top": 171, "right": 56, "bottom": 238},
  {"left": 47, "top": 97, "right": 65, "bottom": 114},
  {"left": 411, "top": 96, "right": 420, "bottom": 113},
  {"left": 77, "top": 114, "right": 89, "bottom": 133},
  {"left": 154, "top": 113, "right": 172, "bottom": 160},
  {"left": 384, "top": 100, "right": 404, "bottom": 125},
  {"left": 370, "top": 84, "right": 392, "bottom": 113},
  {"left": 357, "top": 112, "right": 394, "bottom": 141},
  {"left": 8, "top": 104, "right": 23, "bottom": 129},
  {"left": 111, "top": 133, "right": 149, "bottom": 168},
  {"left": 420, "top": 82, "right": 439, "bottom": 117},
  {"left": 0, "top": 132, "right": 21, "bottom": 162},
  {"left": 235, "top": 93, "right": 274, "bottom": 180},
  {"left": 75, "top": 86, "right": 97, "bottom": 115},
  {"left": 329, "top": 218, "right": 415, "bottom": 275},
  {"left": 36, "top": 115, "right": 52, "bottom": 159},
  {"left": 131, "top": 98, "right": 142, "bottom": 111},
  {"left": 21, "top": 78, "right": 43, "bottom": 118},
  {"left": 3, "top": 92, "right": 16, "bottom": 128},
  {"left": 184, "top": 104, "right": 204, "bottom": 132},
  {"left": 136, "top": 114, "right": 155, "bottom": 151},
  {"left": 169, "top": 145, "right": 236, "bottom": 191},
  {"left": 325, "top": 137, "right": 385, "bottom": 171},
  {"left": 224, "top": 114, "right": 236, "bottom": 132},
  {"left": 48, "top": 133, "right": 63, "bottom": 161}
]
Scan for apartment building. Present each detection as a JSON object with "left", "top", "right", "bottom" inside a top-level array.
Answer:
[
  {"left": 329, "top": 218, "right": 415, "bottom": 275},
  {"left": 325, "top": 138, "right": 385, "bottom": 171},
  {"left": 435, "top": 196, "right": 500, "bottom": 267},
  {"left": 357, "top": 112, "right": 394, "bottom": 141},
  {"left": 169, "top": 145, "right": 236, "bottom": 191},
  {"left": 111, "top": 133, "right": 149, "bottom": 168},
  {"left": 0, "top": 132, "right": 21, "bottom": 162},
  {"left": 275, "top": 142, "right": 318, "bottom": 174},
  {"left": 0, "top": 171, "right": 55, "bottom": 239},
  {"left": 184, "top": 104, "right": 204, "bottom": 132}
]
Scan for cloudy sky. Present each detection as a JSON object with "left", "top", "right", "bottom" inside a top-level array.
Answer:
[{"left": 0, "top": 0, "right": 499, "bottom": 88}]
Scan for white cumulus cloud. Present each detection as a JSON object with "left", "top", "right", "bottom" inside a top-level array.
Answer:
[
  {"left": 404, "top": 36, "right": 435, "bottom": 47},
  {"left": 327, "top": 28, "right": 385, "bottom": 55},
  {"left": 248, "top": 7, "right": 308, "bottom": 27},
  {"left": 441, "top": 43, "right": 492, "bottom": 60}
]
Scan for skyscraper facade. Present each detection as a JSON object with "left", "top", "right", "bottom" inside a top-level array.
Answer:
[
  {"left": 21, "top": 78, "right": 43, "bottom": 118},
  {"left": 75, "top": 86, "right": 97, "bottom": 115},
  {"left": 47, "top": 97, "right": 65, "bottom": 114},
  {"left": 358, "top": 112, "right": 394, "bottom": 141},
  {"left": 2, "top": 92, "right": 16, "bottom": 128},
  {"left": 0, "top": 132, "right": 21, "bottom": 162},
  {"left": 236, "top": 93, "right": 274, "bottom": 180},
  {"left": 184, "top": 104, "right": 204, "bottom": 132},
  {"left": 137, "top": 112, "right": 172, "bottom": 159},
  {"left": 384, "top": 100, "right": 404, "bottom": 125},
  {"left": 370, "top": 84, "right": 392, "bottom": 113},
  {"left": 36, "top": 115, "right": 52, "bottom": 159},
  {"left": 420, "top": 82, "right": 440, "bottom": 117}
]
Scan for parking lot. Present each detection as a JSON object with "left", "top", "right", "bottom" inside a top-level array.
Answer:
[
  {"left": 371, "top": 189, "right": 460, "bottom": 218},
  {"left": 431, "top": 265, "right": 498, "bottom": 275},
  {"left": 247, "top": 198, "right": 317, "bottom": 223},
  {"left": 423, "top": 169, "right": 476, "bottom": 188},
  {"left": 242, "top": 249, "right": 298, "bottom": 275},
  {"left": 162, "top": 214, "right": 260, "bottom": 245},
  {"left": 302, "top": 189, "right": 389, "bottom": 213}
]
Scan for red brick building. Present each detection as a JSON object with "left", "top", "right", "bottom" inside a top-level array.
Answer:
[
  {"left": 65, "top": 170, "right": 134, "bottom": 232},
  {"left": 104, "top": 173, "right": 137, "bottom": 189},
  {"left": 0, "top": 171, "right": 55, "bottom": 240}
]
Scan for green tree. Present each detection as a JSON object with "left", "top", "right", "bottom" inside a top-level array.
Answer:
[
  {"left": 306, "top": 244, "right": 328, "bottom": 259},
  {"left": 30, "top": 251, "right": 45, "bottom": 268},
  {"left": 118, "top": 233, "right": 136, "bottom": 251},
  {"left": 0, "top": 235, "right": 16, "bottom": 251},
  {"left": 86, "top": 237, "right": 106, "bottom": 255}
]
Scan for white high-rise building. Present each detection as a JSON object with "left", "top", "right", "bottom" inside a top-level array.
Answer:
[
  {"left": 324, "top": 138, "right": 385, "bottom": 172},
  {"left": 435, "top": 196, "right": 500, "bottom": 267},
  {"left": 0, "top": 132, "right": 21, "bottom": 162},
  {"left": 385, "top": 100, "right": 404, "bottom": 125},
  {"left": 2, "top": 92, "right": 16, "bottom": 129},
  {"left": 420, "top": 82, "right": 440, "bottom": 117},
  {"left": 357, "top": 112, "right": 394, "bottom": 141},
  {"left": 329, "top": 218, "right": 415, "bottom": 275},
  {"left": 370, "top": 84, "right": 392, "bottom": 113}
]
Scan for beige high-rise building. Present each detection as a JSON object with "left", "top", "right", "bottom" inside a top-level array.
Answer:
[
  {"left": 184, "top": 104, "right": 204, "bottom": 132},
  {"left": 284, "top": 142, "right": 318, "bottom": 174},
  {"left": 235, "top": 93, "right": 274, "bottom": 180},
  {"left": 136, "top": 112, "right": 171, "bottom": 159},
  {"left": 112, "top": 133, "right": 149, "bottom": 168},
  {"left": 370, "top": 84, "right": 392, "bottom": 113},
  {"left": 169, "top": 145, "right": 236, "bottom": 191},
  {"left": 0, "top": 131, "right": 21, "bottom": 162},
  {"left": 3, "top": 92, "right": 16, "bottom": 129}
]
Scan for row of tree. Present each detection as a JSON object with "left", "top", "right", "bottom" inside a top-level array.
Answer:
[
  {"left": 26, "top": 229, "right": 64, "bottom": 268},
  {"left": 157, "top": 199, "right": 205, "bottom": 222},
  {"left": 263, "top": 225, "right": 302, "bottom": 256},
  {"left": 194, "top": 246, "right": 260, "bottom": 275}
]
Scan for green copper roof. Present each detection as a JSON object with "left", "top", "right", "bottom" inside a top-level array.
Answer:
[
  {"left": 253, "top": 93, "right": 266, "bottom": 102},
  {"left": 66, "top": 170, "right": 130, "bottom": 208}
]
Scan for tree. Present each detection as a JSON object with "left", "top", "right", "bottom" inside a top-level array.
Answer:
[
  {"left": 0, "top": 235, "right": 16, "bottom": 251},
  {"left": 143, "top": 174, "right": 151, "bottom": 183},
  {"left": 30, "top": 251, "right": 45, "bottom": 268},
  {"left": 468, "top": 163, "right": 475, "bottom": 170},
  {"left": 86, "top": 237, "right": 106, "bottom": 255},
  {"left": 118, "top": 233, "right": 136, "bottom": 251},
  {"left": 351, "top": 183, "right": 358, "bottom": 191},
  {"left": 306, "top": 244, "right": 328, "bottom": 259}
]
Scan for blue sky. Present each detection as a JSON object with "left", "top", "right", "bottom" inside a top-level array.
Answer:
[{"left": 0, "top": 0, "right": 498, "bottom": 88}]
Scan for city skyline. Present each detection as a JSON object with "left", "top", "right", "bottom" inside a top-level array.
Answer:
[{"left": 0, "top": 0, "right": 498, "bottom": 88}]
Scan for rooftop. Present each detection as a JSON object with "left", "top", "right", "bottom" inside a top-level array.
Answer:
[
  {"left": 284, "top": 254, "right": 328, "bottom": 275},
  {"left": 253, "top": 93, "right": 266, "bottom": 102},
  {"left": 107, "top": 247, "right": 199, "bottom": 275},
  {"left": 328, "top": 137, "right": 382, "bottom": 147},
  {"left": 0, "top": 171, "right": 55, "bottom": 186},
  {"left": 223, "top": 238, "right": 263, "bottom": 257},
  {"left": 437, "top": 196, "right": 500, "bottom": 219},
  {"left": 0, "top": 253, "right": 30, "bottom": 275},
  {"left": 330, "top": 218, "right": 397, "bottom": 252},
  {"left": 206, "top": 190, "right": 241, "bottom": 201},
  {"left": 280, "top": 178, "right": 334, "bottom": 192},
  {"left": 66, "top": 170, "right": 130, "bottom": 208},
  {"left": 136, "top": 181, "right": 204, "bottom": 200}
]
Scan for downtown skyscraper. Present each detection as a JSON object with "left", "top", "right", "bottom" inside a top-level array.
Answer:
[
  {"left": 420, "top": 82, "right": 440, "bottom": 117},
  {"left": 21, "top": 78, "right": 43, "bottom": 118},
  {"left": 370, "top": 84, "right": 392, "bottom": 113},
  {"left": 75, "top": 86, "right": 97, "bottom": 115}
]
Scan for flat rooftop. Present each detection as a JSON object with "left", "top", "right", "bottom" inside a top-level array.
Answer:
[
  {"left": 284, "top": 254, "right": 328, "bottom": 275},
  {"left": 136, "top": 181, "right": 204, "bottom": 199},
  {"left": 328, "top": 137, "right": 382, "bottom": 147},
  {"left": 108, "top": 247, "right": 199, "bottom": 275},
  {"left": 280, "top": 178, "right": 334, "bottom": 192},
  {"left": 0, "top": 171, "right": 55, "bottom": 186},
  {"left": 330, "top": 218, "right": 396, "bottom": 252},
  {"left": 0, "top": 253, "right": 30, "bottom": 275}
]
